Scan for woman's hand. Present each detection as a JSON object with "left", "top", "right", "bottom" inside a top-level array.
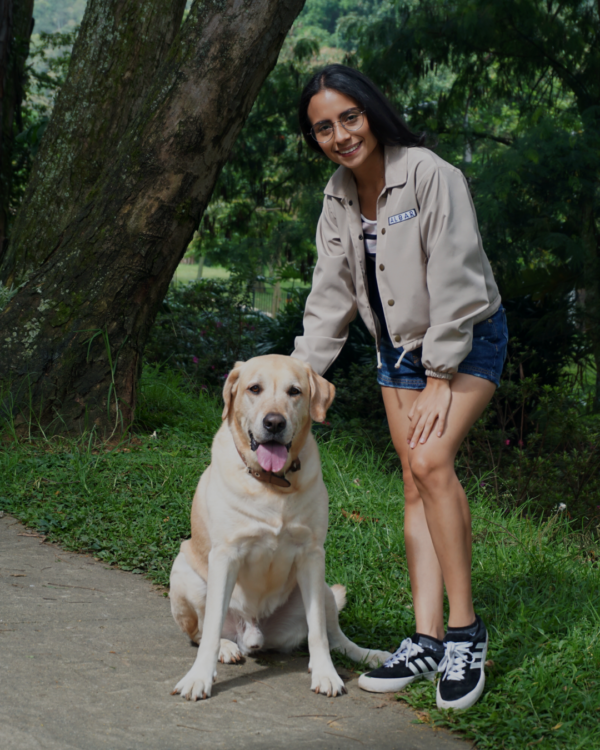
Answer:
[{"left": 407, "top": 378, "right": 452, "bottom": 448}]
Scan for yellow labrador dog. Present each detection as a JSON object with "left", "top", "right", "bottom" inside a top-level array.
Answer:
[{"left": 170, "top": 354, "right": 391, "bottom": 701}]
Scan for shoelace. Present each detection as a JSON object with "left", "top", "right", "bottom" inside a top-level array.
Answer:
[
  {"left": 384, "top": 637, "right": 424, "bottom": 668},
  {"left": 438, "top": 640, "right": 473, "bottom": 681}
]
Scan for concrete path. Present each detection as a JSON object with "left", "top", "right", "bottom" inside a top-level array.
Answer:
[{"left": 0, "top": 514, "right": 472, "bottom": 750}]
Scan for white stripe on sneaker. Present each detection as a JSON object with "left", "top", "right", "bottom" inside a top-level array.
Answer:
[
  {"left": 426, "top": 657, "right": 438, "bottom": 670},
  {"left": 415, "top": 659, "right": 429, "bottom": 673}
]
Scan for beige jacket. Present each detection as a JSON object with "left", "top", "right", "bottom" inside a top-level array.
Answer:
[{"left": 292, "top": 145, "right": 501, "bottom": 377}]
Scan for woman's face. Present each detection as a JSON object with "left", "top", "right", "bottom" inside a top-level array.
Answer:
[{"left": 307, "top": 88, "right": 380, "bottom": 171}]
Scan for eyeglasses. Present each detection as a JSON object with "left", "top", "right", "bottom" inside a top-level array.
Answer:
[{"left": 310, "top": 109, "right": 366, "bottom": 144}]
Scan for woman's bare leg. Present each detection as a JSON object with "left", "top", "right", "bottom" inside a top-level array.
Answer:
[
  {"left": 382, "top": 373, "right": 495, "bottom": 630},
  {"left": 382, "top": 386, "right": 444, "bottom": 640}
]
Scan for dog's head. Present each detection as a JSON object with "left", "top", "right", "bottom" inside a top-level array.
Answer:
[{"left": 222, "top": 355, "right": 335, "bottom": 474}]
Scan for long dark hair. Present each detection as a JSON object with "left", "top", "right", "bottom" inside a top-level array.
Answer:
[{"left": 298, "top": 64, "right": 426, "bottom": 155}]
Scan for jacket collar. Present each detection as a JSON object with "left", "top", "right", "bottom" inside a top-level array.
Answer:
[{"left": 323, "top": 145, "right": 408, "bottom": 199}]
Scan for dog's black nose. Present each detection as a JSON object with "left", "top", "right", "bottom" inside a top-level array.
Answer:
[{"left": 263, "top": 412, "right": 286, "bottom": 434}]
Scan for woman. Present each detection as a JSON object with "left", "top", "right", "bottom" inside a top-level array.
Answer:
[{"left": 292, "top": 64, "right": 508, "bottom": 711}]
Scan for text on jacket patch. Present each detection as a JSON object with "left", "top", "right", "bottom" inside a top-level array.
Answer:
[{"left": 388, "top": 209, "right": 417, "bottom": 226}]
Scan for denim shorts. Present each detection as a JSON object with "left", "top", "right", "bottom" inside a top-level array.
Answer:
[{"left": 377, "top": 306, "right": 508, "bottom": 390}]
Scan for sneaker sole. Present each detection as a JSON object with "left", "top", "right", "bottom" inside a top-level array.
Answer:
[
  {"left": 358, "top": 669, "right": 437, "bottom": 693},
  {"left": 436, "top": 632, "right": 488, "bottom": 711}
]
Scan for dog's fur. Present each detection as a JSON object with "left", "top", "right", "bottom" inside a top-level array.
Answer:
[{"left": 169, "top": 354, "right": 391, "bottom": 700}]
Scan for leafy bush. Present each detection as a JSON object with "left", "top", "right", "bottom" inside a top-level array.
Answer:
[
  {"left": 145, "top": 278, "right": 270, "bottom": 388},
  {"left": 458, "top": 344, "right": 600, "bottom": 526},
  {"left": 255, "top": 287, "right": 310, "bottom": 356}
]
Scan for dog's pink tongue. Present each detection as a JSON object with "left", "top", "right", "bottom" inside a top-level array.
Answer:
[{"left": 256, "top": 442, "right": 288, "bottom": 473}]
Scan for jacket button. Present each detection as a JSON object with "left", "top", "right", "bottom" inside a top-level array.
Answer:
[
  {"left": 381, "top": 228, "right": 386, "bottom": 234},
  {"left": 379, "top": 263, "right": 385, "bottom": 271},
  {"left": 394, "top": 335, "right": 400, "bottom": 342},
  {"left": 358, "top": 234, "right": 363, "bottom": 241},
  {"left": 348, "top": 200, "right": 353, "bottom": 206},
  {"left": 388, "top": 299, "right": 395, "bottom": 306}
]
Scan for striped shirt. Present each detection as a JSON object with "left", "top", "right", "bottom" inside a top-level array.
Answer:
[
  {"left": 362, "top": 214, "right": 391, "bottom": 342},
  {"left": 361, "top": 214, "right": 377, "bottom": 256}
]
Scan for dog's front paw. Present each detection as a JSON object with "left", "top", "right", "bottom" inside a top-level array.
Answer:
[
  {"left": 171, "top": 666, "right": 217, "bottom": 701},
  {"left": 366, "top": 650, "right": 393, "bottom": 668},
  {"left": 310, "top": 668, "right": 347, "bottom": 697},
  {"left": 219, "top": 638, "right": 243, "bottom": 664}
]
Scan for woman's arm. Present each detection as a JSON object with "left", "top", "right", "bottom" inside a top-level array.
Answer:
[
  {"left": 292, "top": 197, "right": 358, "bottom": 376},
  {"left": 407, "top": 164, "right": 493, "bottom": 446},
  {"left": 419, "top": 165, "right": 492, "bottom": 378}
]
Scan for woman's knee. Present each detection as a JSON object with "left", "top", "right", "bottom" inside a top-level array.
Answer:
[
  {"left": 408, "top": 448, "right": 452, "bottom": 489},
  {"left": 403, "top": 482, "right": 422, "bottom": 508},
  {"left": 398, "top": 460, "right": 422, "bottom": 507}
]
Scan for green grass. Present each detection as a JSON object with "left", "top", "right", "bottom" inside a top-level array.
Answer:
[
  {"left": 172, "top": 263, "right": 231, "bottom": 284},
  {"left": 1, "top": 366, "right": 599, "bottom": 749}
]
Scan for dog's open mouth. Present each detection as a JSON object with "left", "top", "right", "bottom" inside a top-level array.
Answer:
[{"left": 249, "top": 432, "right": 291, "bottom": 473}]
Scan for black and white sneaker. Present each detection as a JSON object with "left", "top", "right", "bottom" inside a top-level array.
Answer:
[
  {"left": 436, "top": 615, "right": 488, "bottom": 710},
  {"left": 358, "top": 634, "right": 443, "bottom": 693}
]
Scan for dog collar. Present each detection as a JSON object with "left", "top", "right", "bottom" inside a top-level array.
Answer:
[{"left": 236, "top": 445, "right": 301, "bottom": 488}]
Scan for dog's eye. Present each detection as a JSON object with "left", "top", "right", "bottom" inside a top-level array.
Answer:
[
  {"left": 248, "top": 384, "right": 261, "bottom": 394},
  {"left": 288, "top": 387, "right": 301, "bottom": 396}
]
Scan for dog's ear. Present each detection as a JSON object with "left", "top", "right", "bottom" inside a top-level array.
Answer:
[
  {"left": 306, "top": 365, "right": 335, "bottom": 423},
  {"left": 222, "top": 362, "right": 244, "bottom": 420}
]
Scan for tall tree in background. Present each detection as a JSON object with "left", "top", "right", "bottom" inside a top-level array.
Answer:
[
  {"left": 2, "top": 0, "right": 189, "bottom": 283},
  {"left": 0, "top": 0, "right": 34, "bottom": 258},
  {"left": 0, "top": 0, "right": 306, "bottom": 432}
]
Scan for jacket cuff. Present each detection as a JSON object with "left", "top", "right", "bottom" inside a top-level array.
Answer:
[{"left": 425, "top": 369, "right": 453, "bottom": 381}]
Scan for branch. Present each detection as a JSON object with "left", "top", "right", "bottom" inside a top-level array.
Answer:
[{"left": 505, "top": 15, "right": 592, "bottom": 107}]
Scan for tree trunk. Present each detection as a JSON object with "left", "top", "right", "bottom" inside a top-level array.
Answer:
[
  {"left": 1, "top": 0, "right": 188, "bottom": 285},
  {"left": 0, "top": 0, "right": 305, "bottom": 433},
  {"left": 0, "top": 0, "right": 34, "bottom": 264}
]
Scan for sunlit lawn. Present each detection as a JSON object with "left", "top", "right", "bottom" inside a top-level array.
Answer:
[{"left": 171, "top": 263, "right": 230, "bottom": 284}]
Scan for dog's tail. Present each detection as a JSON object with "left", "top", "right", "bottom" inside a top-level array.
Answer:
[{"left": 330, "top": 584, "right": 347, "bottom": 612}]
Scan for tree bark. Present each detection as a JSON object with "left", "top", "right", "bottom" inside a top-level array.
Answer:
[
  {"left": 0, "top": 0, "right": 305, "bottom": 433},
  {"left": 0, "top": 1, "right": 12, "bottom": 214},
  {"left": 0, "top": 0, "right": 34, "bottom": 264},
  {"left": 1, "top": 0, "right": 188, "bottom": 284}
]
